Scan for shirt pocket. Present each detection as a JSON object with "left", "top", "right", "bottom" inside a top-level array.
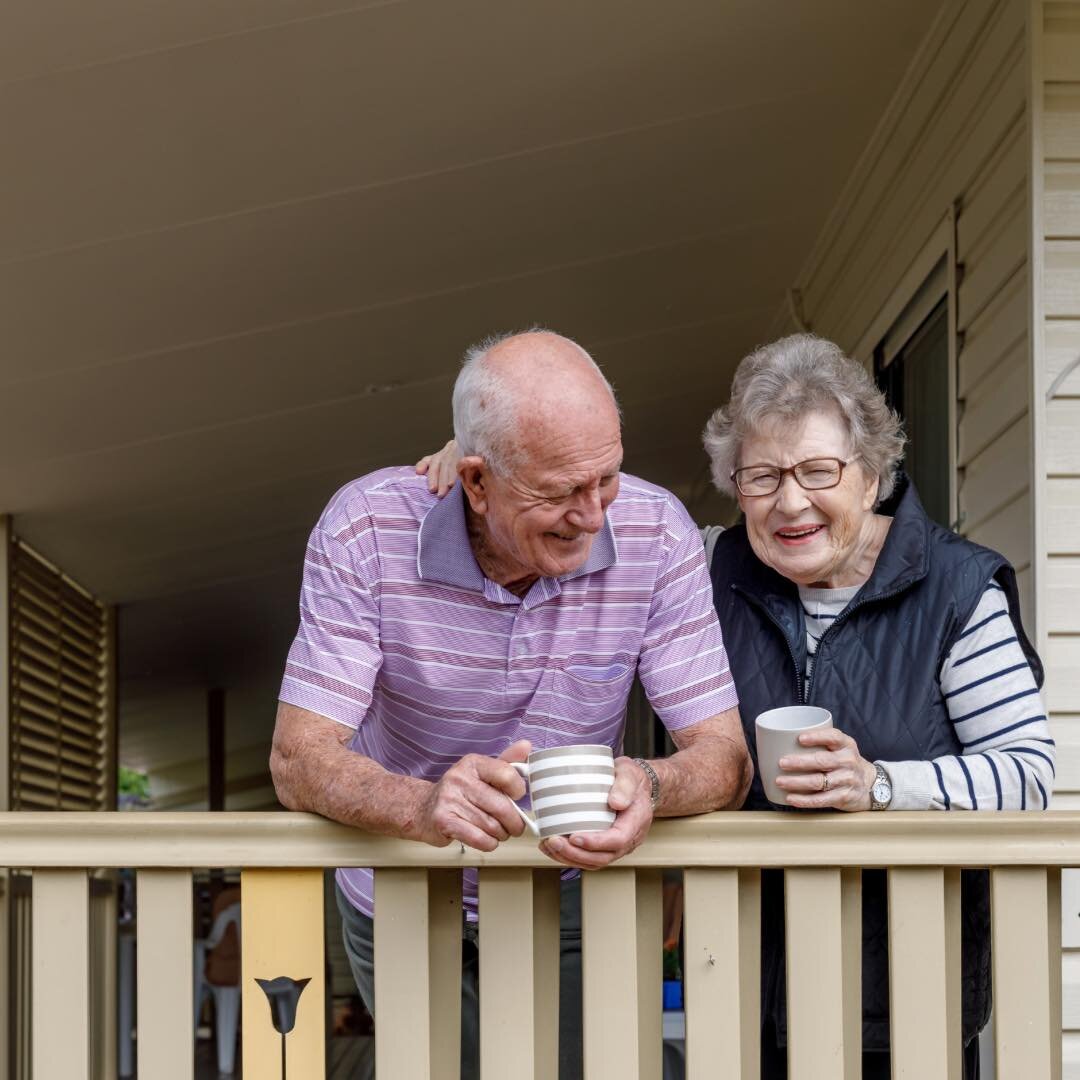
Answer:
[{"left": 549, "top": 662, "right": 633, "bottom": 715}]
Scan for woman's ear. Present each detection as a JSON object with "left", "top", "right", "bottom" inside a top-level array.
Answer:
[
  {"left": 862, "top": 469, "right": 880, "bottom": 512},
  {"left": 458, "top": 457, "right": 489, "bottom": 514}
]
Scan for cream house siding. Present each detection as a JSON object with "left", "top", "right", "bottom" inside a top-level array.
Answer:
[
  {"left": 1041, "top": 0, "right": 1080, "bottom": 796},
  {"left": 793, "top": 0, "right": 1033, "bottom": 608},
  {"left": 1039, "top": 5, "right": 1080, "bottom": 1071},
  {"left": 955, "top": 100, "right": 1032, "bottom": 629}
]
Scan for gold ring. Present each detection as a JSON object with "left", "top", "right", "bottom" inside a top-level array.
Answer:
[{"left": 821, "top": 773, "right": 830, "bottom": 792}]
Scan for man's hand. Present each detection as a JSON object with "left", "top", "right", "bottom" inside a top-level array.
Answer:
[
  {"left": 538, "top": 756, "right": 654, "bottom": 870},
  {"left": 415, "top": 740, "right": 532, "bottom": 852},
  {"left": 270, "top": 705, "right": 535, "bottom": 851}
]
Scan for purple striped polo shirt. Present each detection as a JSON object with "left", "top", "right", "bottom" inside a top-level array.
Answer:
[{"left": 279, "top": 467, "right": 738, "bottom": 918}]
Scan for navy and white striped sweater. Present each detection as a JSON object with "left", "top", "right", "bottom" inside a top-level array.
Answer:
[{"left": 799, "top": 580, "right": 1054, "bottom": 810}]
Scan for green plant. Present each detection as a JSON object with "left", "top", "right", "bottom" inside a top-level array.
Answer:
[{"left": 118, "top": 766, "right": 150, "bottom": 800}]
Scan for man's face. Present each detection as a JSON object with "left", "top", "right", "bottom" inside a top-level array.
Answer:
[{"left": 480, "top": 408, "right": 623, "bottom": 581}]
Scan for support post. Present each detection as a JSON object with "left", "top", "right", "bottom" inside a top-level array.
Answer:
[
  {"left": 208, "top": 688, "right": 225, "bottom": 813},
  {"left": 0, "top": 515, "right": 9, "bottom": 1080}
]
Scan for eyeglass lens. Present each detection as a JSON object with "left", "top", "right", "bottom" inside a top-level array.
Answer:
[{"left": 736, "top": 458, "right": 843, "bottom": 495}]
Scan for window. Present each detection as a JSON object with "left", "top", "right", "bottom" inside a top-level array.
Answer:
[{"left": 875, "top": 297, "right": 951, "bottom": 528}]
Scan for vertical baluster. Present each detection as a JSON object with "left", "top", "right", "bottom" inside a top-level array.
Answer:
[
  {"left": 533, "top": 871, "right": 562, "bottom": 1080},
  {"left": 944, "top": 870, "right": 962, "bottom": 1073},
  {"left": 889, "top": 867, "right": 959, "bottom": 1078},
  {"left": 684, "top": 867, "right": 729, "bottom": 1078},
  {"left": 839, "top": 869, "right": 862, "bottom": 1077},
  {"left": 17, "top": 883, "right": 30, "bottom": 1080},
  {"left": 32, "top": 869, "right": 89, "bottom": 1080},
  {"left": 785, "top": 868, "right": 850, "bottom": 1079},
  {"left": 992, "top": 867, "right": 1052, "bottom": 1077},
  {"left": 427, "top": 870, "right": 464, "bottom": 1080},
  {"left": 91, "top": 875, "right": 119, "bottom": 1080},
  {"left": 740, "top": 869, "right": 762, "bottom": 1079},
  {"left": 684, "top": 868, "right": 759, "bottom": 1078},
  {"left": 0, "top": 871, "right": 9, "bottom": 1080},
  {"left": 583, "top": 869, "right": 639, "bottom": 1079},
  {"left": 635, "top": 870, "right": 663, "bottom": 1080},
  {"left": 374, "top": 868, "right": 433, "bottom": 1079},
  {"left": 480, "top": 868, "right": 538, "bottom": 1079},
  {"left": 243, "top": 868, "right": 326, "bottom": 1080},
  {"left": 136, "top": 870, "right": 193, "bottom": 1080},
  {"left": 374, "top": 868, "right": 461, "bottom": 1080},
  {"left": 1049, "top": 867, "right": 1062, "bottom": 1080}
]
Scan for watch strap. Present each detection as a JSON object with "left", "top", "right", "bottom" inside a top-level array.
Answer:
[{"left": 632, "top": 757, "right": 661, "bottom": 810}]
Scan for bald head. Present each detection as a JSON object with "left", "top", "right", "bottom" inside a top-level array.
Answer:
[
  {"left": 452, "top": 330, "right": 619, "bottom": 474},
  {"left": 453, "top": 330, "right": 624, "bottom": 585}
]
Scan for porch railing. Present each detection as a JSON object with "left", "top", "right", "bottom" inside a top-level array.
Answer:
[{"left": 0, "top": 810, "right": 1072, "bottom": 1079}]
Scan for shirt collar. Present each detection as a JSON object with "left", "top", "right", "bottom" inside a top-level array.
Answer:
[
  {"left": 416, "top": 484, "right": 487, "bottom": 592},
  {"left": 417, "top": 483, "right": 619, "bottom": 597}
]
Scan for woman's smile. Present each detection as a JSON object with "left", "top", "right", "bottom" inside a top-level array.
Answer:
[{"left": 773, "top": 523, "right": 826, "bottom": 545}]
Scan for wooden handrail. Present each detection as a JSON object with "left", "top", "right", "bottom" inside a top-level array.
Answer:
[
  {"left": 0, "top": 809, "right": 1077, "bottom": 868},
  {"left": 9, "top": 810, "right": 1067, "bottom": 1079}
]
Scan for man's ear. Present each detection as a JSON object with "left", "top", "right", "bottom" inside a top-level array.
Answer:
[{"left": 458, "top": 456, "right": 489, "bottom": 513}]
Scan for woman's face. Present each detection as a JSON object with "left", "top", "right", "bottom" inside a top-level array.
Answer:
[{"left": 736, "top": 410, "right": 880, "bottom": 588}]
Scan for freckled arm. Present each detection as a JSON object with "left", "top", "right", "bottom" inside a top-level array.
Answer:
[{"left": 651, "top": 706, "right": 753, "bottom": 814}]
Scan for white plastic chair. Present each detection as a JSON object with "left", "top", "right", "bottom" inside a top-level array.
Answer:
[{"left": 194, "top": 900, "right": 241, "bottom": 1075}]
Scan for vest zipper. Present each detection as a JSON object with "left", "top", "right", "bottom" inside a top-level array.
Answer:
[{"left": 730, "top": 585, "right": 804, "bottom": 703}]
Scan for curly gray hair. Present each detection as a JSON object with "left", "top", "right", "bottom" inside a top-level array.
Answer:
[{"left": 703, "top": 334, "right": 906, "bottom": 504}]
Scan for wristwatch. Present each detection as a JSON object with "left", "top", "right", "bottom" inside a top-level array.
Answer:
[
  {"left": 633, "top": 758, "right": 661, "bottom": 810},
  {"left": 870, "top": 763, "right": 893, "bottom": 811}
]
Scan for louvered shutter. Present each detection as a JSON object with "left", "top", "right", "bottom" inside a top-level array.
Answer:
[{"left": 8, "top": 536, "right": 113, "bottom": 810}]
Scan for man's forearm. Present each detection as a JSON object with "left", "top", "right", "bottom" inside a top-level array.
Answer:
[
  {"left": 648, "top": 713, "right": 753, "bottom": 816},
  {"left": 270, "top": 714, "right": 434, "bottom": 841}
]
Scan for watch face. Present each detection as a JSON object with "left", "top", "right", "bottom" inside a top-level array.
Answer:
[{"left": 872, "top": 779, "right": 891, "bottom": 805}]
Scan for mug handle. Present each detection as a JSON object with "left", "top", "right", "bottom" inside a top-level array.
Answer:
[{"left": 509, "top": 762, "right": 540, "bottom": 837}]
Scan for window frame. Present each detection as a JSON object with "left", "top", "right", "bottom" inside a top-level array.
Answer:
[{"left": 851, "top": 209, "right": 959, "bottom": 530}]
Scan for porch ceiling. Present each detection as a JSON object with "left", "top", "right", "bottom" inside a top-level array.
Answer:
[{"left": 0, "top": 0, "right": 944, "bottom": 770}]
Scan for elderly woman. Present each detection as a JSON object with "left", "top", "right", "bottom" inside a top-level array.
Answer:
[
  {"left": 702, "top": 333, "right": 1052, "bottom": 1079},
  {"left": 417, "top": 332, "right": 1052, "bottom": 1078}
]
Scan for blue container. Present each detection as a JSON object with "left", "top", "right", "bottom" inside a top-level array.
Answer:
[{"left": 662, "top": 979, "right": 683, "bottom": 1011}]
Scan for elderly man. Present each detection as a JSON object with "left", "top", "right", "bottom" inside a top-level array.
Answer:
[{"left": 270, "top": 329, "right": 751, "bottom": 1079}]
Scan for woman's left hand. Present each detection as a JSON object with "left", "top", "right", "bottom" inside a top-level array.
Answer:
[
  {"left": 415, "top": 438, "right": 461, "bottom": 497},
  {"left": 774, "top": 728, "right": 877, "bottom": 812}
]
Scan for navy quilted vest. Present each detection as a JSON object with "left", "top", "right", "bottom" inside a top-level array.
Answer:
[{"left": 709, "top": 476, "right": 1042, "bottom": 1049}]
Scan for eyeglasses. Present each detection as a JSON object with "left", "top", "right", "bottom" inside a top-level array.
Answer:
[{"left": 731, "top": 457, "right": 852, "bottom": 497}]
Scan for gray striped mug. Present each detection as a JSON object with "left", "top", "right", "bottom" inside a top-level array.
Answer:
[{"left": 508, "top": 744, "right": 617, "bottom": 838}]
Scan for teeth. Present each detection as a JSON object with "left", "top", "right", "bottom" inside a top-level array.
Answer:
[{"left": 779, "top": 526, "right": 821, "bottom": 538}]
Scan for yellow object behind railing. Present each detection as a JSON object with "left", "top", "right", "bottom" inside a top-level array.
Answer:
[{"left": 0, "top": 810, "right": 1071, "bottom": 1080}]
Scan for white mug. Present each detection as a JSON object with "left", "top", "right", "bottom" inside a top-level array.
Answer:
[
  {"left": 754, "top": 706, "right": 833, "bottom": 806},
  {"left": 508, "top": 744, "right": 616, "bottom": 838}
]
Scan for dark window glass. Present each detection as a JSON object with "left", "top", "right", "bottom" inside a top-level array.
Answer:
[{"left": 875, "top": 297, "right": 950, "bottom": 528}]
